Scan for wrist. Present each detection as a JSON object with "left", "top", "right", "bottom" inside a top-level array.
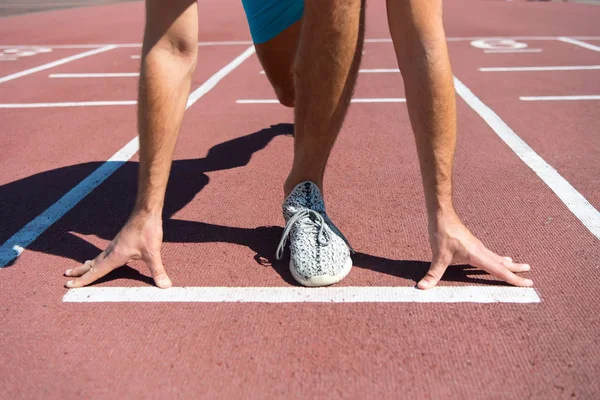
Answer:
[
  {"left": 426, "top": 196, "right": 455, "bottom": 220},
  {"left": 131, "top": 203, "right": 163, "bottom": 221}
]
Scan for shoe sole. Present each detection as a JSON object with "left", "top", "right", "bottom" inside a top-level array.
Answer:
[{"left": 289, "top": 256, "right": 353, "bottom": 287}]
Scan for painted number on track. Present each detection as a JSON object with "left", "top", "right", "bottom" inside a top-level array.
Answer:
[
  {"left": 0, "top": 47, "right": 52, "bottom": 61},
  {"left": 470, "top": 39, "right": 528, "bottom": 50}
]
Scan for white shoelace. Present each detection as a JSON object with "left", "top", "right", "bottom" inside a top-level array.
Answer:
[{"left": 276, "top": 209, "right": 353, "bottom": 260}]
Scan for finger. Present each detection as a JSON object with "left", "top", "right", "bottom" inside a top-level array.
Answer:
[
  {"left": 486, "top": 251, "right": 531, "bottom": 273},
  {"left": 470, "top": 251, "right": 533, "bottom": 287},
  {"left": 65, "top": 254, "right": 121, "bottom": 288},
  {"left": 146, "top": 253, "right": 172, "bottom": 289},
  {"left": 64, "top": 260, "right": 93, "bottom": 277},
  {"left": 418, "top": 254, "right": 451, "bottom": 290}
]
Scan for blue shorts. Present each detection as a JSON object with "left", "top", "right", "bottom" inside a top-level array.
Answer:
[{"left": 241, "top": 0, "right": 304, "bottom": 44}]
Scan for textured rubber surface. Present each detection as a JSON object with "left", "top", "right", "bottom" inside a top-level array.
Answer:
[{"left": 0, "top": 0, "right": 599, "bottom": 398}]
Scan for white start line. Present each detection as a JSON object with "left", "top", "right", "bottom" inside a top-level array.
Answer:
[{"left": 62, "top": 286, "right": 541, "bottom": 304}]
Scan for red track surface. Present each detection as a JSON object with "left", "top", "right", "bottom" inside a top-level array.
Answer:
[{"left": 1, "top": 0, "right": 599, "bottom": 398}]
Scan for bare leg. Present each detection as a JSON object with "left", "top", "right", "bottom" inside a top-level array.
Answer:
[
  {"left": 387, "top": 0, "right": 533, "bottom": 289},
  {"left": 64, "top": 0, "right": 199, "bottom": 288},
  {"left": 254, "top": 19, "right": 302, "bottom": 107},
  {"left": 284, "top": 0, "right": 365, "bottom": 197}
]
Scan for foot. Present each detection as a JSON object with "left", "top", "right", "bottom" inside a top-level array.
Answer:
[{"left": 276, "top": 181, "right": 353, "bottom": 286}]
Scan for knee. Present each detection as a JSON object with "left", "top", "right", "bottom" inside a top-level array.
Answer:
[
  {"left": 275, "top": 85, "right": 295, "bottom": 108},
  {"left": 143, "top": 34, "right": 198, "bottom": 75}
]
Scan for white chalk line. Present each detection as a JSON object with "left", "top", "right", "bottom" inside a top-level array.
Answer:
[
  {"left": 558, "top": 37, "right": 600, "bottom": 52},
  {"left": 0, "top": 45, "right": 116, "bottom": 84},
  {"left": 484, "top": 49, "right": 543, "bottom": 54},
  {"left": 0, "top": 101, "right": 136, "bottom": 108},
  {"left": 260, "top": 68, "right": 400, "bottom": 75},
  {"left": 480, "top": 65, "right": 600, "bottom": 72},
  {"left": 0, "top": 46, "right": 256, "bottom": 268},
  {"left": 49, "top": 73, "right": 139, "bottom": 78},
  {"left": 520, "top": 95, "right": 600, "bottom": 101},
  {"left": 1, "top": 36, "right": 600, "bottom": 50},
  {"left": 237, "top": 98, "right": 406, "bottom": 104},
  {"left": 454, "top": 76, "right": 600, "bottom": 241},
  {"left": 62, "top": 286, "right": 541, "bottom": 303}
]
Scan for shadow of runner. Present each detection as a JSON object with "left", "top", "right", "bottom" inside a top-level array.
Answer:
[
  {"left": 1, "top": 123, "right": 294, "bottom": 267},
  {"left": 3, "top": 121, "right": 504, "bottom": 287}
]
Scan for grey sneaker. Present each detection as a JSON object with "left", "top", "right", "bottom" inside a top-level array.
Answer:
[{"left": 276, "top": 181, "right": 353, "bottom": 287}]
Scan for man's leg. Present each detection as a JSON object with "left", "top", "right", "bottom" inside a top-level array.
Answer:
[
  {"left": 275, "top": 0, "right": 365, "bottom": 287},
  {"left": 386, "top": 0, "right": 533, "bottom": 289},
  {"left": 64, "top": 0, "right": 199, "bottom": 288},
  {"left": 285, "top": 0, "right": 365, "bottom": 197},
  {"left": 241, "top": 0, "right": 304, "bottom": 107},
  {"left": 254, "top": 20, "right": 302, "bottom": 108}
]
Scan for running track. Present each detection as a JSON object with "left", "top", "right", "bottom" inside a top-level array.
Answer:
[{"left": 0, "top": 0, "right": 599, "bottom": 398}]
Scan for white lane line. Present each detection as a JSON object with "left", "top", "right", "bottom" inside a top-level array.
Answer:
[
  {"left": 351, "top": 98, "right": 405, "bottom": 103},
  {"left": 520, "top": 95, "right": 600, "bottom": 101},
  {"left": 0, "top": 45, "right": 116, "bottom": 84},
  {"left": 454, "top": 76, "right": 600, "bottom": 240},
  {"left": 0, "top": 42, "right": 255, "bottom": 49},
  {"left": 558, "top": 37, "right": 600, "bottom": 52},
  {"left": 1, "top": 37, "right": 600, "bottom": 50},
  {"left": 359, "top": 68, "right": 400, "bottom": 73},
  {"left": 237, "top": 98, "right": 406, "bottom": 104},
  {"left": 49, "top": 73, "right": 139, "bottom": 78},
  {"left": 484, "top": 49, "right": 543, "bottom": 53},
  {"left": 480, "top": 65, "right": 600, "bottom": 72},
  {"left": 0, "top": 46, "right": 256, "bottom": 268},
  {"left": 62, "top": 286, "right": 541, "bottom": 303},
  {"left": 259, "top": 68, "right": 400, "bottom": 75},
  {"left": 0, "top": 101, "right": 136, "bottom": 108},
  {"left": 130, "top": 55, "right": 140, "bottom": 59}
]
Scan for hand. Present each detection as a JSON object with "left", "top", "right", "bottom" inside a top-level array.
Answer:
[
  {"left": 63, "top": 212, "right": 172, "bottom": 288},
  {"left": 419, "top": 211, "right": 533, "bottom": 290}
]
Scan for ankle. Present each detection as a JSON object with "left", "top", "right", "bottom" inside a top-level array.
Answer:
[{"left": 284, "top": 174, "right": 323, "bottom": 198}]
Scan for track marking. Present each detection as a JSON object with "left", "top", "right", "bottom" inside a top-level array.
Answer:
[
  {"left": 62, "top": 286, "right": 541, "bottom": 303},
  {"left": 260, "top": 68, "right": 400, "bottom": 75},
  {"left": 0, "top": 46, "right": 256, "bottom": 268},
  {"left": 484, "top": 49, "right": 543, "bottom": 53},
  {"left": 359, "top": 69, "right": 400, "bottom": 73},
  {"left": 471, "top": 39, "right": 527, "bottom": 50},
  {"left": 480, "top": 65, "right": 600, "bottom": 72},
  {"left": 558, "top": 37, "right": 600, "bottom": 52},
  {"left": 0, "top": 45, "right": 116, "bottom": 84},
  {"left": 130, "top": 55, "right": 140, "bottom": 59},
  {"left": 49, "top": 73, "right": 139, "bottom": 78},
  {"left": 454, "top": 76, "right": 600, "bottom": 240},
  {"left": 0, "top": 101, "right": 136, "bottom": 108},
  {"left": 0, "top": 37, "right": 599, "bottom": 50},
  {"left": 520, "top": 95, "right": 600, "bottom": 101},
  {"left": 237, "top": 98, "right": 406, "bottom": 104}
]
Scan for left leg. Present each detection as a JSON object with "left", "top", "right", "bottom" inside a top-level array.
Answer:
[{"left": 241, "top": 0, "right": 303, "bottom": 107}]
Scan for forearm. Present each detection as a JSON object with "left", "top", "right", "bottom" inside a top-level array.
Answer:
[
  {"left": 403, "top": 45, "right": 456, "bottom": 216},
  {"left": 134, "top": 3, "right": 198, "bottom": 216},
  {"left": 387, "top": 0, "right": 456, "bottom": 216}
]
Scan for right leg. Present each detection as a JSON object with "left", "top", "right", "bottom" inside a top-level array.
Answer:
[{"left": 64, "top": 0, "right": 199, "bottom": 288}]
